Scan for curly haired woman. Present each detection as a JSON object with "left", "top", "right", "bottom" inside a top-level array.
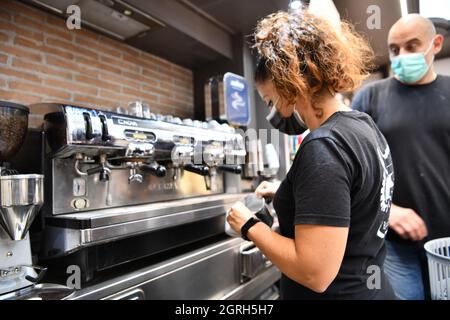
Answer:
[{"left": 226, "top": 11, "right": 397, "bottom": 300}]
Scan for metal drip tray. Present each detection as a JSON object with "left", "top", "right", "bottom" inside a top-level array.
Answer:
[
  {"left": 46, "top": 193, "right": 247, "bottom": 228},
  {"left": 41, "top": 193, "right": 249, "bottom": 258},
  {"left": 1, "top": 284, "right": 75, "bottom": 300}
]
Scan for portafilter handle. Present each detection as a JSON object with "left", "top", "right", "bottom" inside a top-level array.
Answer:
[
  {"left": 217, "top": 165, "right": 242, "bottom": 174},
  {"left": 183, "top": 164, "right": 210, "bottom": 176},
  {"left": 86, "top": 165, "right": 111, "bottom": 182},
  {"left": 139, "top": 163, "right": 167, "bottom": 178}
]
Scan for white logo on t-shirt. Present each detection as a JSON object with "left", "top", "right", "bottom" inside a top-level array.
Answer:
[{"left": 376, "top": 145, "right": 394, "bottom": 238}]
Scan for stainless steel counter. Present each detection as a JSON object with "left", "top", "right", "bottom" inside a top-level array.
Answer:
[{"left": 64, "top": 237, "right": 280, "bottom": 300}]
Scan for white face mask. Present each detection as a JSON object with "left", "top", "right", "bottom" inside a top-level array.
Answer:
[{"left": 265, "top": 97, "right": 308, "bottom": 135}]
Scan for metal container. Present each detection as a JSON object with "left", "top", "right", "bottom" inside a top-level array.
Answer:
[
  {"left": 0, "top": 174, "right": 44, "bottom": 240},
  {"left": 245, "top": 193, "right": 274, "bottom": 228},
  {"left": 240, "top": 243, "right": 272, "bottom": 281},
  {"left": 262, "top": 143, "right": 280, "bottom": 178},
  {"left": 225, "top": 193, "right": 274, "bottom": 238}
]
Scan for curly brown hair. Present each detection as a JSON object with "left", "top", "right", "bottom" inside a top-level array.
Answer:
[{"left": 253, "top": 11, "right": 374, "bottom": 105}]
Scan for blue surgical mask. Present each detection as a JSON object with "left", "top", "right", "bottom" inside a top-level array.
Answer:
[
  {"left": 390, "top": 39, "right": 435, "bottom": 84},
  {"left": 266, "top": 97, "right": 307, "bottom": 135}
]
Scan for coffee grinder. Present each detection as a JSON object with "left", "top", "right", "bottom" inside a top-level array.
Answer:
[{"left": 0, "top": 101, "right": 45, "bottom": 296}]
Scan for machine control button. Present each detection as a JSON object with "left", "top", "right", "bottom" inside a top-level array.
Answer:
[{"left": 72, "top": 198, "right": 88, "bottom": 210}]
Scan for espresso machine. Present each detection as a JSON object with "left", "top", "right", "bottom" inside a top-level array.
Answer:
[
  {"left": 0, "top": 101, "right": 46, "bottom": 297},
  {"left": 31, "top": 103, "right": 247, "bottom": 283},
  {"left": 13, "top": 101, "right": 281, "bottom": 299}
]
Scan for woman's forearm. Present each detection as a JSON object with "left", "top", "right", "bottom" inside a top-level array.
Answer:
[{"left": 246, "top": 222, "right": 334, "bottom": 293}]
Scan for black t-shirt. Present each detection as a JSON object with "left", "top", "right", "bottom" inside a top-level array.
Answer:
[
  {"left": 273, "top": 111, "right": 396, "bottom": 300},
  {"left": 352, "top": 76, "right": 450, "bottom": 243}
]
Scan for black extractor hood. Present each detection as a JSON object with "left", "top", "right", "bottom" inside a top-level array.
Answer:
[
  {"left": 22, "top": 0, "right": 236, "bottom": 68},
  {"left": 22, "top": 0, "right": 296, "bottom": 68},
  {"left": 25, "top": 0, "right": 165, "bottom": 40}
]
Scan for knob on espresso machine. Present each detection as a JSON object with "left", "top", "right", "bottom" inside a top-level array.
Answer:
[
  {"left": 98, "top": 114, "right": 111, "bottom": 142},
  {"left": 218, "top": 164, "right": 242, "bottom": 174},
  {"left": 82, "top": 112, "right": 93, "bottom": 140},
  {"left": 139, "top": 163, "right": 167, "bottom": 178},
  {"left": 183, "top": 164, "right": 210, "bottom": 176},
  {"left": 87, "top": 165, "right": 111, "bottom": 182}
]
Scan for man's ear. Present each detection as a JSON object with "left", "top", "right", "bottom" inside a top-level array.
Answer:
[{"left": 433, "top": 34, "right": 445, "bottom": 54}]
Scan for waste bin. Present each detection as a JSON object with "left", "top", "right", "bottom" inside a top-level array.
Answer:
[{"left": 424, "top": 237, "right": 450, "bottom": 300}]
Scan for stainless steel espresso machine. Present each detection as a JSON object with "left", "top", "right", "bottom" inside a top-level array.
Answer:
[{"left": 22, "top": 102, "right": 279, "bottom": 299}]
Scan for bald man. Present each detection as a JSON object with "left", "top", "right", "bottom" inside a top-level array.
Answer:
[{"left": 352, "top": 14, "right": 450, "bottom": 300}]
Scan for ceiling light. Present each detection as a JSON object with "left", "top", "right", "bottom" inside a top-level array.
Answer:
[
  {"left": 419, "top": 0, "right": 450, "bottom": 20},
  {"left": 399, "top": 0, "right": 409, "bottom": 17},
  {"left": 289, "top": 0, "right": 303, "bottom": 11}
]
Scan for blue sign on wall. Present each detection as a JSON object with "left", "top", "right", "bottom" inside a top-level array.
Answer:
[{"left": 224, "top": 73, "right": 250, "bottom": 126}]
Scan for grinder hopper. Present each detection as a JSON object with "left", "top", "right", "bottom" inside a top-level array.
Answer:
[{"left": 0, "top": 174, "right": 44, "bottom": 240}]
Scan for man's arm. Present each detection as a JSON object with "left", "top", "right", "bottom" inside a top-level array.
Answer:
[{"left": 389, "top": 204, "right": 428, "bottom": 241}]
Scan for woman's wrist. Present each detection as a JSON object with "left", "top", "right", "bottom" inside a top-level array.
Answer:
[
  {"left": 245, "top": 218, "right": 271, "bottom": 242},
  {"left": 240, "top": 217, "right": 261, "bottom": 241}
]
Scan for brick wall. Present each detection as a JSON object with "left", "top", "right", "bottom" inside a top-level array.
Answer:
[{"left": 0, "top": 0, "right": 194, "bottom": 128}]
